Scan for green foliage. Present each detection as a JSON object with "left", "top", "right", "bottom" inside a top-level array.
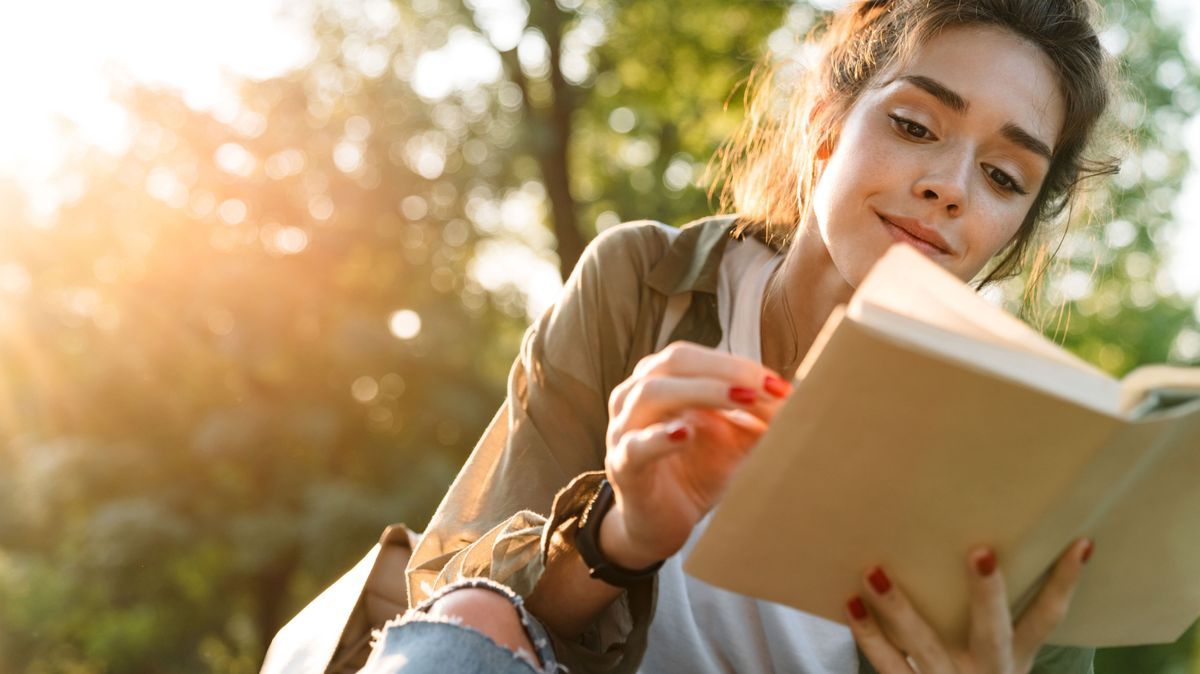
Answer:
[
  {"left": 1028, "top": 0, "right": 1200, "bottom": 377},
  {"left": 0, "top": 46, "right": 519, "bottom": 672},
  {"left": 0, "top": 0, "right": 1195, "bottom": 671}
]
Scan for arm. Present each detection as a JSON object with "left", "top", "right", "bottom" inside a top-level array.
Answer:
[
  {"left": 407, "top": 220, "right": 789, "bottom": 672},
  {"left": 406, "top": 223, "right": 672, "bottom": 671},
  {"left": 528, "top": 339, "right": 792, "bottom": 651}
]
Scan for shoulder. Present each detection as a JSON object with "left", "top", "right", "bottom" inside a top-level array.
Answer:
[
  {"left": 575, "top": 219, "right": 676, "bottom": 277},
  {"left": 551, "top": 222, "right": 675, "bottom": 347},
  {"left": 537, "top": 216, "right": 737, "bottom": 393},
  {"left": 531, "top": 222, "right": 675, "bottom": 396},
  {"left": 575, "top": 215, "right": 740, "bottom": 293}
]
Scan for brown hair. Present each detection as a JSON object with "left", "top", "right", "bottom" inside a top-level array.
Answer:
[{"left": 707, "top": 0, "right": 1120, "bottom": 290}]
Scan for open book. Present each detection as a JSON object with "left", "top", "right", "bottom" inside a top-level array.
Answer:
[{"left": 684, "top": 244, "right": 1200, "bottom": 648}]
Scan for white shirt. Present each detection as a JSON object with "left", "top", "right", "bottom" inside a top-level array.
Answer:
[{"left": 638, "top": 234, "right": 859, "bottom": 674}]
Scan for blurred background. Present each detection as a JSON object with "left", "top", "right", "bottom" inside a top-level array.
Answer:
[{"left": 0, "top": 0, "right": 1197, "bottom": 671}]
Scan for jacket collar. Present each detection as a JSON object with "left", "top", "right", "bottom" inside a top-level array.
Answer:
[{"left": 644, "top": 215, "right": 741, "bottom": 296}]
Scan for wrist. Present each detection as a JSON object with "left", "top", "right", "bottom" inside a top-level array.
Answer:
[
  {"left": 597, "top": 499, "right": 667, "bottom": 571},
  {"left": 573, "top": 480, "right": 664, "bottom": 587}
]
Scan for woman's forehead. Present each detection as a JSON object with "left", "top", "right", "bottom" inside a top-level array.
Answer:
[{"left": 875, "top": 25, "right": 1066, "bottom": 152}]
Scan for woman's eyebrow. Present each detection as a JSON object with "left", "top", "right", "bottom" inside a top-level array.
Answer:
[
  {"left": 1000, "top": 122, "right": 1053, "bottom": 161},
  {"left": 898, "top": 75, "right": 968, "bottom": 113},
  {"left": 894, "top": 74, "right": 1054, "bottom": 161}
]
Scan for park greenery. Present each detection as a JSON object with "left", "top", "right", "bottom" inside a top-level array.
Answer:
[{"left": 0, "top": 0, "right": 1197, "bottom": 671}]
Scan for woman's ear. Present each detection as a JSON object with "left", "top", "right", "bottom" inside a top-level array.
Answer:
[
  {"left": 807, "top": 99, "right": 838, "bottom": 178},
  {"left": 815, "top": 137, "right": 834, "bottom": 161},
  {"left": 810, "top": 101, "right": 837, "bottom": 163},
  {"left": 814, "top": 127, "right": 837, "bottom": 173}
]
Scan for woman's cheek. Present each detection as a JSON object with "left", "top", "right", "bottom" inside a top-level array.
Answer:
[{"left": 963, "top": 214, "right": 1025, "bottom": 279}]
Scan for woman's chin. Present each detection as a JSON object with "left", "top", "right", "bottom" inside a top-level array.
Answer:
[{"left": 828, "top": 241, "right": 892, "bottom": 290}]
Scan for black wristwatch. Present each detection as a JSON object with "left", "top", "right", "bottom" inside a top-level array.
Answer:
[{"left": 574, "top": 479, "right": 664, "bottom": 587}]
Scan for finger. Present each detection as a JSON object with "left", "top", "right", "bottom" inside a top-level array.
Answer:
[
  {"left": 636, "top": 341, "right": 786, "bottom": 386},
  {"left": 684, "top": 408, "right": 767, "bottom": 451},
  {"left": 610, "top": 366, "right": 790, "bottom": 422},
  {"left": 614, "top": 343, "right": 791, "bottom": 416},
  {"left": 845, "top": 595, "right": 915, "bottom": 674},
  {"left": 609, "top": 376, "right": 635, "bottom": 419},
  {"left": 966, "top": 547, "right": 1014, "bottom": 668},
  {"left": 614, "top": 374, "right": 783, "bottom": 433},
  {"left": 607, "top": 419, "right": 692, "bottom": 475},
  {"left": 614, "top": 340, "right": 792, "bottom": 419},
  {"left": 717, "top": 407, "right": 769, "bottom": 434},
  {"left": 1012, "top": 538, "right": 1093, "bottom": 661},
  {"left": 860, "top": 566, "right": 954, "bottom": 673}
]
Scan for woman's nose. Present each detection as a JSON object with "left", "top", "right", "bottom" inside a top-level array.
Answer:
[{"left": 914, "top": 155, "right": 970, "bottom": 216}]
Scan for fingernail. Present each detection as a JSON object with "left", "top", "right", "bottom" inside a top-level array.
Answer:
[
  {"left": 867, "top": 566, "right": 891, "bottom": 595},
  {"left": 729, "top": 386, "right": 757, "bottom": 404},
  {"left": 667, "top": 425, "right": 689, "bottom": 442},
  {"left": 975, "top": 549, "right": 996, "bottom": 577},
  {"left": 1081, "top": 539, "right": 1094, "bottom": 564},
  {"left": 847, "top": 596, "right": 868, "bottom": 621},
  {"left": 763, "top": 375, "right": 790, "bottom": 398}
]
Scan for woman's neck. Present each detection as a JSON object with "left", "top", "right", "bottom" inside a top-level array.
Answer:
[{"left": 759, "top": 218, "right": 855, "bottom": 380}]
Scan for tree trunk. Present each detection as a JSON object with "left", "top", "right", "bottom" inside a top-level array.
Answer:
[
  {"left": 254, "top": 549, "right": 299, "bottom": 655},
  {"left": 535, "top": 0, "right": 585, "bottom": 279}
]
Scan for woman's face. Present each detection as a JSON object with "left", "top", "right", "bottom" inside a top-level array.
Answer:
[{"left": 810, "top": 25, "right": 1065, "bottom": 285}]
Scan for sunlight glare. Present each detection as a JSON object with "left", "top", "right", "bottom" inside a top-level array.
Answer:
[
  {"left": 388, "top": 310, "right": 422, "bottom": 340},
  {"left": 0, "top": 0, "right": 310, "bottom": 216},
  {"left": 411, "top": 27, "right": 502, "bottom": 100}
]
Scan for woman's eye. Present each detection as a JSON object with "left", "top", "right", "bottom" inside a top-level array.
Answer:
[
  {"left": 986, "top": 165, "right": 1028, "bottom": 195},
  {"left": 888, "top": 114, "right": 933, "bottom": 140}
]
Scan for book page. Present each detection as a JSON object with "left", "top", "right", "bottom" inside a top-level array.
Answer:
[
  {"left": 850, "top": 244, "right": 1108, "bottom": 376},
  {"left": 1044, "top": 401, "right": 1200, "bottom": 645},
  {"left": 851, "top": 302, "right": 1122, "bottom": 415},
  {"left": 1120, "top": 365, "right": 1200, "bottom": 415}
]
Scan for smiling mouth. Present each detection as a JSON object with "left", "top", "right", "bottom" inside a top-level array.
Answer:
[{"left": 877, "top": 213, "right": 951, "bottom": 256}]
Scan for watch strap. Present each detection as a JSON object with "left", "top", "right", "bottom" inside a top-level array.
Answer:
[{"left": 574, "top": 479, "right": 664, "bottom": 587}]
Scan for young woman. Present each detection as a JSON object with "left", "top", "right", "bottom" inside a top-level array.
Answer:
[{"left": 363, "top": 1, "right": 1119, "bottom": 672}]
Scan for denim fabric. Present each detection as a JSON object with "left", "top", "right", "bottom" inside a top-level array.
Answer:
[{"left": 359, "top": 578, "right": 560, "bottom": 674}]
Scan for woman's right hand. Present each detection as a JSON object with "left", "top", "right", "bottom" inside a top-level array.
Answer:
[{"left": 598, "top": 341, "right": 792, "bottom": 570}]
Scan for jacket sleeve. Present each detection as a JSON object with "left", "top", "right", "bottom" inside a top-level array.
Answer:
[
  {"left": 406, "top": 222, "right": 669, "bottom": 674},
  {"left": 1030, "top": 645, "right": 1094, "bottom": 673}
]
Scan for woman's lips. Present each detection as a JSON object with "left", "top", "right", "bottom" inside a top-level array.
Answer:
[{"left": 877, "top": 212, "right": 950, "bottom": 257}]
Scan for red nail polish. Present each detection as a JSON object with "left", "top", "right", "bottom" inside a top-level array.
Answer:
[
  {"left": 847, "top": 596, "right": 868, "bottom": 621},
  {"left": 763, "top": 375, "right": 790, "bottom": 398},
  {"left": 1081, "top": 539, "right": 1094, "bottom": 564},
  {"left": 868, "top": 566, "right": 891, "bottom": 594},
  {"left": 729, "top": 386, "right": 757, "bottom": 404},
  {"left": 667, "top": 425, "right": 689, "bottom": 442},
  {"left": 975, "top": 549, "right": 996, "bottom": 577}
]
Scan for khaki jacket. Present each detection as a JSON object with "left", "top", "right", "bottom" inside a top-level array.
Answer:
[{"left": 405, "top": 216, "right": 1094, "bottom": 674}]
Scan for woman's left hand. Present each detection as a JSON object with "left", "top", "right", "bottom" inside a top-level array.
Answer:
[{"left": 847, "top": 539, "right": 1094, "bottom": 674}]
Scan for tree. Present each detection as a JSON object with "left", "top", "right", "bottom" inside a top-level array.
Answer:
[{"left": 0, "top": 0, "right": 1195, "bottom": 671}]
